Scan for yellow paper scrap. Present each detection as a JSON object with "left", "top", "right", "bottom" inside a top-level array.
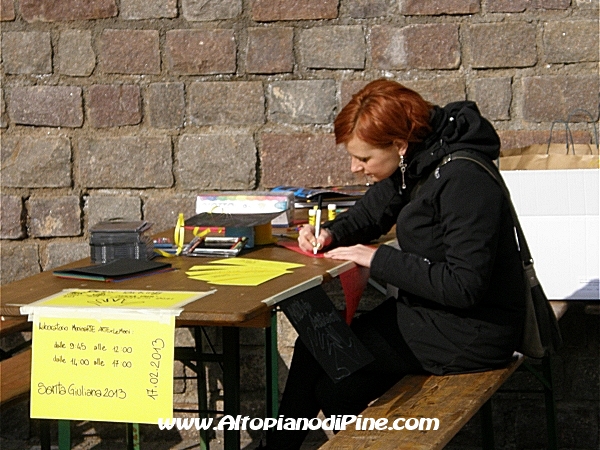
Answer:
[
  {"left": 186, "top": 266, "right": 290, "bottom": 275},
  {"left": 209, "top": 257, "right": 304, "bottom": 270},
  {"left": 188, "top": 273, "right": 285, "bottom": 286},
  {"left": 186, "top": 258, "right": 304, "bottom": 286},
  {"left": 187, "top": 268, "right": 289, "bottom": 285}
]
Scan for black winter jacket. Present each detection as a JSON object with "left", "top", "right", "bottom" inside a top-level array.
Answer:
[{"left": 325, "top": 102, "right": 526, "bottom": 375}]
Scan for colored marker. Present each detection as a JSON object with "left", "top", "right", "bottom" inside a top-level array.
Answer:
[{"left": 313, "top": 196, "right": 322, "bottom": 255}]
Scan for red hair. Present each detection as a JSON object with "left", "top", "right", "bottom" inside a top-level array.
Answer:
[{"left": 335, "top": 79, "right": 433, "bottom": 147}]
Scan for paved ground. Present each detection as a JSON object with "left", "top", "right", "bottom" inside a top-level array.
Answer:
[{"left": 0, "top": 401, "right": 329, "bottom": 450}]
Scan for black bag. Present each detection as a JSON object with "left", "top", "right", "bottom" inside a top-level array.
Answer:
[
  {"left": 520, "top": 265, "right": 563, "bottom": 358},
  {"left": 440, "top": 151, "right": 563, "bottom": 359}
]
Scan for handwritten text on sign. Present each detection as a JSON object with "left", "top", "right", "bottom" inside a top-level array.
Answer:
[
  {"left": 22, "top": 289, "right": 214, "bottom": 424},
  {"left": 31, "top": 314, "right": 175, "bottom": 424}
]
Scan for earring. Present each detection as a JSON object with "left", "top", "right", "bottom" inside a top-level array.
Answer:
[{"left": 399, "top": 155, "right": 407, "bottom": 189}]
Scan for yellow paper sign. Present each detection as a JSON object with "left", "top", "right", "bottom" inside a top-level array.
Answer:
[
  {"left": 21, "top": 290, "right": 214, "bottom": 424},
  {"left": 30, "top": 314, "right": 175, "bottom": 423}
]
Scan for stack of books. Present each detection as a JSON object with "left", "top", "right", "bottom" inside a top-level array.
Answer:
[
  {"left": 89, "top": 220, "right": 155, "bottom": 263},
  {"left": 270, "top": 185, "right": 369, "bottom": 209},
  {"left": 195, "top": 191, "right": 294, "bottom": 226}
]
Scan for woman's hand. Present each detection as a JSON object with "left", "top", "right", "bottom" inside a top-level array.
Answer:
[
  {"left": 297, "top": 225, "right": 333, "bottom": 253},
  {"left": 324, "top": 244, "right": 376, "bottom": 268}
]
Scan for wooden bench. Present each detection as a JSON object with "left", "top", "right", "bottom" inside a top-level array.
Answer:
[
  {"left": 0, "top": 315, "right": 31, "bottom": 337},
  {"left": 0, "top": 315, "right": 32, "bottom": 359},
  {"left": 1, "top": 316, "right": 33, "bottom": 407},
  {"left": 319, "top": 301, "right": 568, "bottom": 450},
  {"left": 0, "top": 315, "right": 54, "bottom": 450},
  {"left": 0, "top": 346, "right": 32, "bottom": 408}
]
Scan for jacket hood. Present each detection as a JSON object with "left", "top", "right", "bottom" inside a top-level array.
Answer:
[{"left": 407, "top": 101, "right": 501, "bottom": 178}]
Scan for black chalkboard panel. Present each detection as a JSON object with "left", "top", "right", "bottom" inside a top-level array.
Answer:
[{"left": 279, "top": 286, "right": 374, "bottom": 382}]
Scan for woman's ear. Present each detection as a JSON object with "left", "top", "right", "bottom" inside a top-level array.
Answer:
[{"left": 394, "top": 140, "right": 409, "bottom": 156}]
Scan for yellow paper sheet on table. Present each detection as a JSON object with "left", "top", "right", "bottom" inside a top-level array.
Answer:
[
  {"left": 30, "top": 314, "right": 175, "bottom": 424},
  {"left": 208, "top": 257, "right": 304, "bottom": 270},
  {"left": 188, "top": 269, "right": 289, "bottom": 286},
  {"left": 186, "top": 258, "right": 304, "bottom": 286},
  {"left": 34, "top": 289, "right": 208, "bottom": 309}
]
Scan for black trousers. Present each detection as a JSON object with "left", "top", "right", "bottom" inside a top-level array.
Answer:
[{"left": 266, "top": 297, "right": 425, "bottom": 450}]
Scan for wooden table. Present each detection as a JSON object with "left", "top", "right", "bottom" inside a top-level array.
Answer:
[
  {"left": 0, "top": 245, "right": 353, "bottom": 324},
  {"left": 0, "top": 242, "right": 356, "bottom": 450}
]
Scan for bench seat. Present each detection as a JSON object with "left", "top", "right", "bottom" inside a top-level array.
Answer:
[
  {"left": 319, "top": 301, "right": 568, "bottom": 450},
  {"left": 318, "top": 356, "right": 523, "bottom": 450},
  {"left": 0, "top": 315, "right": 31, "bottom": 338},
  {"left": 1, "top": 316, "right": 33, "bottom": 408},
  {"left": 0, "top": 347, "right": 32, "bottom": 408}
]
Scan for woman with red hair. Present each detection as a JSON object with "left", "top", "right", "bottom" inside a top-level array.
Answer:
[{"left": 263, "top": 79, "right": 526, "bottom": 449}]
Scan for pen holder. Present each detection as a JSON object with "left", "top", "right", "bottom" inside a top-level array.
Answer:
[
  {"left": 225, "top": 226, "right": 255, "bottom": 248},
  {"left": 254, "top": 223, "right": 276, "bottom": 245},
  {"left": 225, "top": 224, "right": 275, "bottom": 248}
]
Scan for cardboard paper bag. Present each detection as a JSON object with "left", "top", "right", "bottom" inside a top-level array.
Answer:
[{"left": 499, "top": 143, "right": 599, "bottom": 170}]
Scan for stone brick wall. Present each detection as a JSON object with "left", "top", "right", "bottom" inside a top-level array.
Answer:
[
  {"left": 0, "top": 1, "right": 598, "bottom": 449},
  {"left": 1, "top": 0, "right": 598, "bottom": 282}
]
